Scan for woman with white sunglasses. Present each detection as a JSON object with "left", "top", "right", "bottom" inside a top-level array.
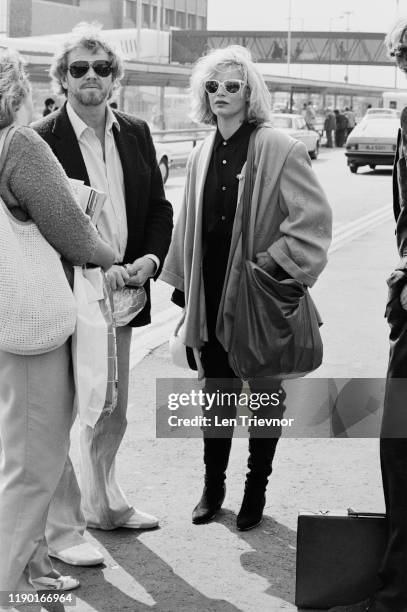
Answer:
[{"left": 161, "top": 45, "right": 332, "bottom": 531}]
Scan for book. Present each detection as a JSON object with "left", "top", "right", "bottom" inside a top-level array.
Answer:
[{"left": 69, "top": 179, "right": 106, "bottom": 225}]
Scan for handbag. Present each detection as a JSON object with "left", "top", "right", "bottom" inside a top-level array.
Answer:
[
  {"left": 112, "top": 285, "right": 147, "bottom": 327},
  {"left": 0, "top": 126, "right": 77, "bottom": 355},
  {"left": 295, "top": 509, "right": 387, "bottom": 609},
  {"left": 72, "top": 266, "right": 118, "bottom": 427},
  {"left": 228, "top": 130, "right": 323, "bottom": 380}
]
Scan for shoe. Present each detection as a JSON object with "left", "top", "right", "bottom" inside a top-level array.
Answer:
[
  {"left": 32, "top": 574, "right": 80, "bottom": 591},
  {"left": 192, "top": 482, "right": 226, "bottom": 524},
  {"left": 328, "top": 598, "right": 384, "bottom": 611},
  {"left": 120, "top": 509, "right": 159, "bottom": 529},
  {"left": 49, "top": 543, "right": 104, "bottom": 566},
  {"left": 236, "top": 488, "right": 266, "bottom": 531},
  {"left": 236, "top": 437, "right": 279, "bottom": 531},
  {"left": 192, "top": 437, "right": 232, "bottom": 525}
]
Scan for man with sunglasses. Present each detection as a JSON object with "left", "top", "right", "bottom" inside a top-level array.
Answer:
[
  {"left": 32, "top": 23, "right": 173, "bottom": 567},
  {"left": 328, "top": 17, "right": 407, "bottom": 612}
]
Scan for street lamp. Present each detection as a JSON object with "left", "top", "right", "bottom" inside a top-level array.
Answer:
[
  {"left": 341, "top": 10, "right": 354, "bottom": 83},
  {"left": 287, "top": 0, "right": 292, "bottom": 76}
]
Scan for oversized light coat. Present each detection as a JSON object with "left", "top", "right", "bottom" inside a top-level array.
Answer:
[{"left": 160, "top": 124, "right": 332, "bottom": 351}]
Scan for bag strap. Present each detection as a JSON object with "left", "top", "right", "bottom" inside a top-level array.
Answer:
[
  {"left": 240, "top": 127, "right": 260, "bottom": 259},
  {"left": 0, "top": 125, "right": 18, "bottom": 176}
]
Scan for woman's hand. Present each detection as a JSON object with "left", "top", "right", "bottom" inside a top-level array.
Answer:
[{"left": 255, "top": 251, "right": 277, "bottom": 274}]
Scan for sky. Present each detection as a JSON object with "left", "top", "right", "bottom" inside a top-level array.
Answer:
[{"left": 206, "top": 0, "right": 407, "bottom": 88}]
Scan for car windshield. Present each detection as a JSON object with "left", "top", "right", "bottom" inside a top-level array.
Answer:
[
  {"left": 272, "top": 116, "right": 293, "bottom": 129},
  {"left": 364, "top": 114, "right": 398, "bottom": 120}
]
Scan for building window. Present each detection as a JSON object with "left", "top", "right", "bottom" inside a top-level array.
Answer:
[
  {"left": 142, "top": 3, "right": 150, "bottom": 27},
  {"left": 165, "top": 8, "right": 175, "bottom": 27},
  {"left": 176, "top": 11, "right": 185, "bottom": 29},
  {"left": 197, "top": 15, "right": 207, "bottom": 30},
  {"left": 187, "top": 14, "right": 196, "bottom": 29}
]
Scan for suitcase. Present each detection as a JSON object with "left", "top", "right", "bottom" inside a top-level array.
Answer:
[{"left": 295, "top": 509, "right": 387, "bottom": 609}]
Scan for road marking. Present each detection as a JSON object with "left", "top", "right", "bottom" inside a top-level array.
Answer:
[
  {"left": 330, "top": 204, "right": 392, "bottom": 253},
  {"left": 129, "top": 205, "right": 393, "bottom": 369}
]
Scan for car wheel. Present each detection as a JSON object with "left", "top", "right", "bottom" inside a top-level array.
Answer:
[
  {"left": 158, "top": 156, "right": 169, "bottom": 183},
  {"left": 350, "top": 164, "right": 358, "bottom": 174},
  {"left": 309, "top": 142, "right": 319, "bottom": 160}
]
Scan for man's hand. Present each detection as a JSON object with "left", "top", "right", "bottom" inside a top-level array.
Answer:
[
  {"left": 105, "top": 265, "right": 129, "bottom": 291},
  {"left": 255, "top": 251, "right": 277, "bottom": 274},
  {"left": 126, "top": 257, "right": 156, "bottom": 287}
]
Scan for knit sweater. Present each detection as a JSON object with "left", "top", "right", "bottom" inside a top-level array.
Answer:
[{"left": 0, "top": 125, "right": 99, "bottom": 265}]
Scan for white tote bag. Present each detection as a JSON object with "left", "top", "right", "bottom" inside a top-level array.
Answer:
[
  {"left": 0, "top": 126, "right": 77, "bottom": 355},
  {"left": 72, "top": 266, "right": 117, "bottom": 428}
]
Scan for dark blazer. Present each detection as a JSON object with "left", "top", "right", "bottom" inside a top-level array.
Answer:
[
  {"left": 385, "top": 108, "right": 407, "bottom": 378},
  {"left": 32, "top": 103, "right": 173, "bottom": 327}
]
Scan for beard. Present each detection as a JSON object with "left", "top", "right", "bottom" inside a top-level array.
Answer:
[{"left": 73, "top": 86, "right": 109, "bottom": 107}]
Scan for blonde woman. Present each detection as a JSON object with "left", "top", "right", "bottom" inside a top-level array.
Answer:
[
  {"left": 161, "top": 45, "right": 332, "bottom": 531},
  {"left": 0, "top": 48, "right": 114, "bottom": 608}
]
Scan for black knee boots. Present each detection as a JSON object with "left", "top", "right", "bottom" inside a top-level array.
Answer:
[
  {"left": 192, "top": 437, "right": 232, "bottom": 524},
  {"left": 236, "top": 437, "right": 279, "bottom": 531}
]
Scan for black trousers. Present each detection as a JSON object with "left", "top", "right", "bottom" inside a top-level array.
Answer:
[{"left": 201, "top": 247, "right": 285, "bottom": 438}]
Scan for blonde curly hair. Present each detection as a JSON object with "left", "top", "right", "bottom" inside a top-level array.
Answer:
[
  {"left": 0, "top": 47, "right": 31, "bottom": 129},
  {"left": 189, "top": 45, "right": 271, "bottom": 125},
  {"left": 50, "top": 22, "right": 124, "bottom": 97}
]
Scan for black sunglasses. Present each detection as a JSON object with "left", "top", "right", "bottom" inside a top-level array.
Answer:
[
  {"left": 68, "top": 60, "right": 113, "bottom": 79},
  {"left": 204, "top": 79, "right": 245, "bottom": 95}
]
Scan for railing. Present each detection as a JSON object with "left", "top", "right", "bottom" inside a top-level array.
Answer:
[{"left": 151, "top": 126, "right": 214, "bottom": 146}]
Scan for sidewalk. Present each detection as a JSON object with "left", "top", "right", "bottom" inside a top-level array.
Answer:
[{"left": 60, "top": 218, "right": 397, "bottom": 612}]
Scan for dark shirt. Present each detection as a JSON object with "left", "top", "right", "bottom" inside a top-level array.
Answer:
[
  {"left": 202, "top": 121, "right": 256, "bottom": 334},
  {"left": 202, "top": 121, "right": 255, "bottom": 247}
]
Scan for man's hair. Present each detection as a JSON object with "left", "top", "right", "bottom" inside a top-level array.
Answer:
[
  {"left": 45, "top": 97, "right": 55, "bottom": 106},
  {"left": 0, "top": 47, "right": 31, "bottom": 129},
  {"left": 189, "top": 45, "right": 271, "bottom": 125},
  {"left": 385, "top": 17, "right": 407, "bottom": 57},
  {"left": 50, "top": 22, "right": 124, "bottom": 97}
]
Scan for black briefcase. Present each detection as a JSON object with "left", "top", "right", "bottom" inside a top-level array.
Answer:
[{"left": 295, "top": 510, "right": 387, "bottom": 609}]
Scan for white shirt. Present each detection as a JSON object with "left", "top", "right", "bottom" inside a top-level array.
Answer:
[{"left": 67, "top": 102, "right": 127, "bottom": 262}]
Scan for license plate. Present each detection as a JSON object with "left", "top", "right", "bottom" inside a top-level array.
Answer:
[{"left": 359, "top": 144, "right": 393, "bottom": 152}]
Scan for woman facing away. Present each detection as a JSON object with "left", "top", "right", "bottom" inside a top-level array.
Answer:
[
  {"left": 160, "top": 45, "right": 332, "bottom": 531},
  {"left": 0, "top": 48, "right": 115, "bottom": 610}
]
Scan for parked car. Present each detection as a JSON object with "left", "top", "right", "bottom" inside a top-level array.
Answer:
[
  {"left": 271, "top": 113, "right": 320, "bottom": 159},
  {"left": 345, "top": 114, "right": 399, "bottom": 173},
  {"left": 365, "top": 107, "right": 400, "bottom": 118}
]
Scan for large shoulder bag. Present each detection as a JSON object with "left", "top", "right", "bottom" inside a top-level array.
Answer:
[
  {"left": 228, "top": 130, "right": 323, "bottom": 380},
  {"left": 0, "top": 125, "right": 77, "bottom": 355}
]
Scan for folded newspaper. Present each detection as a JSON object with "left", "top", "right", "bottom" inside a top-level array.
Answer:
[{"left": 69, "top": 178, "right": 106, "bottom": 224}]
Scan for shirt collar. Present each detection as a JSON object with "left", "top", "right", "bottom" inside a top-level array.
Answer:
[
  {"left": 214, "top": 121, "right": 254, "bottom": 149},
  {"left": 66, "top": 101, "right": 120, "bottom": 140}
]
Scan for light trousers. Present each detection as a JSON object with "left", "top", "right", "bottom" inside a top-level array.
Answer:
[
  {"left": 0, "top": 343, "right": 73, "bottom": 593},
  {"left": 46, "top": 325, "right": 134, "bottom": 552}
]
